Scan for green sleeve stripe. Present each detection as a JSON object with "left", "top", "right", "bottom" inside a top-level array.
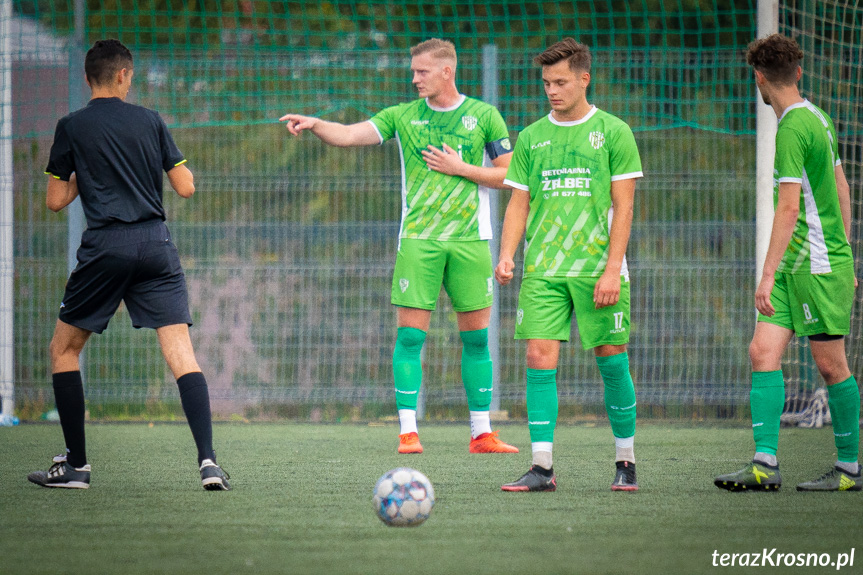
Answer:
[
  {"left": 44, "top": 171, "right": 61, "bottom": 179},
  {"left": 174, "top": 159, "right": 187, "bottom": 167}
]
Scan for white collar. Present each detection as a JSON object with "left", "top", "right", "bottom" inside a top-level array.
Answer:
[
  {"left": 547, "top": 105, "right": 598, "bottom": 126},
  {"left": 778, "top": 99, "right": 810, "bottom": 123},
  {"left": 426, "top": 94, "right": 466, "bottom": 112}
]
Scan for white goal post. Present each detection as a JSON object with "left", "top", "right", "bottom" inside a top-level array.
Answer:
[
  {"left": 755, "top": 0, "right": 778, "bottom": 286},
  {"left": 0, "top": 0, "right": 15, "bottom": 424}
]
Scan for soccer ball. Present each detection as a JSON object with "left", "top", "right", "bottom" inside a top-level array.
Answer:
[{"left": 373, "top": 467, "right": 435, "bottom": 527}]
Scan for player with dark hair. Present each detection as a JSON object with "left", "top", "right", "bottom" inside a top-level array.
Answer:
[
  {"left": 280, "top": 38, "right": 518, "bottom": 455},
  {"left": 715, "top": 34, "right": 860, "bottom": 492},
  {"left": 496, "top": 38, "right": 643, "bottom": 492},
  {"left": 28, "top": 39, "right": 230, "bottom": 491}
]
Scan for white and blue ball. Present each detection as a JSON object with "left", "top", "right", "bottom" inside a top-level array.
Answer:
[{"left": 373, "top": 467, "right": 434, "bottom": 527}]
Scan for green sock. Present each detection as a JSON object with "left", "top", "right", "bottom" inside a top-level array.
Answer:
[
  {"left": 827, "top": 376, "right": 861, "bottom": 464},
  {"left": 597, "top": 352, "right": 637, "bottom": 439},
  {"left": 750, "top": 371, "right": 785, "bottom": 456},
  {"left": 392, "top": 327, "right": 426, "bottom": 410},
  {"left": 460, "top": 329, "right": 492, "bottom": 411},
  {"left": 526, "top": 368, "right": 557, "bottom": 443}
]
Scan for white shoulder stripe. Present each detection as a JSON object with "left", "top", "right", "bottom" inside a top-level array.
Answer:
[
  {"left": 610, "top": 171, "right": 644, "bottom": 182},
  {"left": 504, "top": 179, "right": 529, "bottom": 191},
  {"left": 366, "top": 120, "right": 384, "bottom": 145},
  {"left": 778, "top": 100, "right": 809, "bottom": 123},
  {"left": 804, "top": 101, "right": 829, "bottom": 127}
]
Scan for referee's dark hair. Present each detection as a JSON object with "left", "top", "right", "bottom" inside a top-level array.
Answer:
[{"left": 85, "top": 39, "right": 133, "bottom": 87}]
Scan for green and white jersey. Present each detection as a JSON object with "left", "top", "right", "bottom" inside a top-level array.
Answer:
[
  {"left": 774, "top": 100, "right": 852, "bottom": 274},
  {"left": 368, "top": 95, "right": 510, "bottom": 241},
  {"left": 504, "top": 107, "right": 643, "bottom": 278}
]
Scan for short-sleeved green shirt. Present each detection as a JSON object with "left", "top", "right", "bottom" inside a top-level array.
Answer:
[
  {"left": 773, "top": 100, "right": 852, "bottom": 274},
  {"left": 369, "top": 95, "right": 510, "bottom": 241},
  {"left": 503, "top": 107, "right": 643, "bottom": 278}
]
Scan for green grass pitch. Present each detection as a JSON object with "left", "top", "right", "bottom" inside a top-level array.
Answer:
[{"left": 1, "top": 423, "right": 859, "bottom": 575}]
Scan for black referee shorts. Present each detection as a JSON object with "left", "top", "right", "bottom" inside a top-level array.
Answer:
[{"left": 58, "top": 220, "right": 193, "bottom": 334}]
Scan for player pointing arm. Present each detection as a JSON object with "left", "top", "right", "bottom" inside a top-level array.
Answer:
[
  {"left": 278, "top": 116, "right": 509, "bottom": 186},
  {"left": 279, "top": 114, "right": 381, "bottom": 147},
  {"left": 280, "top": 38, "right": 518, "bottom": 456}
]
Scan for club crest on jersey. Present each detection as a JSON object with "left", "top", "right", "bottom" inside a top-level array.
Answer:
[
  {"left": 399, "top": 278, "right": 409, "bottom": 293},
  {"left": 462, "top": 115, "right": 478, "bottom": 131},
  {"left": 589, "top": 131, "right": 605, "bottom": 149},
  {"left": 517, "top": 308, "right": 524, "bottom": 325}
]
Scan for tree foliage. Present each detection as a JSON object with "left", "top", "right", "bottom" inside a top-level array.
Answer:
[{"left": 17, "top": 0, "right": 759, "bottom": 51}]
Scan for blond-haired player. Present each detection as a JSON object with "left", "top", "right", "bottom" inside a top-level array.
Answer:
[{"left": 281, "top": 39, "right": 518, "bottom": 455}]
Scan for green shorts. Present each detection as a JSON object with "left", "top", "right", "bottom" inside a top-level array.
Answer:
[
  {"left": 515, "top": 275, "right": 631, "bottom": 349},
  {"left": 758, "top": 268, "right": 854, "bottom": 336},
  {"left": 391, "top": 238, "right": 493, "bottom": 312}
]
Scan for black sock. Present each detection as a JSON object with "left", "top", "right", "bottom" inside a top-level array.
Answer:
[
  {"left": 532, "top": 464, "right": 554, "bottom": 477},
  {"left": 176, "top": 372, "right": 216, "bottom": 465},
  {"left": 52, "top": 371, "right": 87, "bottom": 468}
]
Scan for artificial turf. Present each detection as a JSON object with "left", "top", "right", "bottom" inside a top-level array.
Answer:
[{"left": 1, "top": 423, "right": 859, "bottom": 574}]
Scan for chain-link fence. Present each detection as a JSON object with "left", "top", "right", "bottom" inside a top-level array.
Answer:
[{"left": 4, "top": 1, "right": 861, "bottom": 421}]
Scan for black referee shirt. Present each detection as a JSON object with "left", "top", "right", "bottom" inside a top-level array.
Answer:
[{"left": 45, "top": 97, "right": 186, "bottom": 229}]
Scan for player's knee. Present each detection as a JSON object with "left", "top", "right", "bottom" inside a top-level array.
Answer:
[
  {"left": 747, "top": 340, "right": 760, "bottom": 364},
  {"left": 810, "top": 338, "right": 851, "bottom": 384},
  {"left": 526, "top": 346, "right": 556, "bottom": 370},
  {"left": 49, "top": 334, "right": 69, "bottom": 360},
  {"left": 394, "top": 327, "right": 427, "bottom": 356},
  {"left": 595, "top": 344, "right": 627, "bottom": 357},
  {"left": 459, "top": 329, "right": 489, "bottom": 358},
  {"left": 815, "top": 359, "right": 851, "bottom": 385},
  {"left": 49, "top": 335, "right": 81, "bottom": 367},
  {"left": 748, "top": 338, "right": 781, "bottom": 370}
]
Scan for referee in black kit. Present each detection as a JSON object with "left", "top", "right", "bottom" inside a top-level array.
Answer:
[{"left": 28, "top": 39, "right": 230, "bottom": 491}]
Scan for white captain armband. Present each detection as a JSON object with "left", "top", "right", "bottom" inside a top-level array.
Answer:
[{"left": 485, "top": 137, "right": 513, "bottom": 160}]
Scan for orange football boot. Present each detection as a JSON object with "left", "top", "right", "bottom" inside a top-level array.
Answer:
[
  {"left": 469, "top": 430, "right": 519, "bottom": 453},
  {"left": 398, "top": 432, "right": 423, "bottom": 454}
]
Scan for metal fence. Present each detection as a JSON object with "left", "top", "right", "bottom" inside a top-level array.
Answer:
[{"left": 5, "top": 1, "right": 862, "bottom": 420}]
